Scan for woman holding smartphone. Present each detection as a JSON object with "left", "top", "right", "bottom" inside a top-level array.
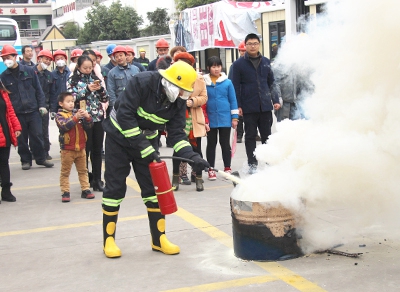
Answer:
[{"left": 67, "top": 55, "right": 109, "bottom": 191}]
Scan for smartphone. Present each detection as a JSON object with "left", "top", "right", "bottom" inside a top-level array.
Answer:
[
  {"left": 80, "top": 100, "right": 86, "bottom": 110},
  {"left": 93, "top": 80, "right": 101, "bottom": 85}
]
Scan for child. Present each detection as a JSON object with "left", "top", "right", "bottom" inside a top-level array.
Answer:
[
  {"left": 0, "top": 80, "right": 21, "bottom": 203},
  {"left": 203, "top": 56, "right": 238, "bottom": 180},
  {"left": 55, "top": 92, "right": 94, "bottom": 202}
]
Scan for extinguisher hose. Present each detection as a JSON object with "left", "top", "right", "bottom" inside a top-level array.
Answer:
[{"left": 159, "top": 156, "right": 194, "bottom": 163}]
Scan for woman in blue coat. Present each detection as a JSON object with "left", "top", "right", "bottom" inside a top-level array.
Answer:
[{"left": 203, "top": 56, "right": 238, "bottom": 180}]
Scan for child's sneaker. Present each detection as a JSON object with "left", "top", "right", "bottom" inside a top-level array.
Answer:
[
  {"left": 81, "top": 189, "right": 95, "bottom": 199},
  {"left": 61, "top": 192, "right": 70, "bottom": 203},
  {"left": 179, "top": 174, "right": 191, "bottom": 185},
  {"left": 223, "top": 167, "right": 232, "bottom": 179},
  {"left": 208, "top": 169, "right": 217, "bottom": 181}
]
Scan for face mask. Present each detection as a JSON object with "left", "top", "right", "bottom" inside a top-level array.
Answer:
[
  {"left": 161, "top": 78, "right": 180, "bottom": 103},
  {"left": 56, "top": 60, "right": 66, "bottom": 67},
  {"left": 180, "top": 91, "right": 191, "bottom": 100},
  {"left": 40, "top": 62, "right": 48, "bottom": 70},
  {"left": 4, "top": 59, "right": 14, "bottom": 68}
]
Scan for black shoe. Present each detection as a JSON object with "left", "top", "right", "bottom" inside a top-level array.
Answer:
[
  {"left": 179, "top": 175, "right": 191, "bottom": 185},
  {"left": 237, "top": 137, "right": 242, "bottom": 143},
  {"left": 1, "top": 182, "right": 16, "bottom": 202},
  {"left": 37, "top": 160, "right": 54, "bottom": 168},
  {"left": 93, "top": 179, "right": 104, "bottom": 192},
  {"left": 46, "top": 153, "right": 52, "bottom": 160},
  {"left": 21, "top": 163, "right": 31, "bottom": 170},
  {"left": 195, "top": 176, "right": 204, "bottom": 192},
  {"left": 61, "top": 192, "right": 70, "bottom": 203},
  {"left": 81, "top": 189, "right": 95, "bottom": 199}
]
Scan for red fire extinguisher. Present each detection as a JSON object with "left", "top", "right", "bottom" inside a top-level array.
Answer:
[{"left": 149, "top": 160, "right": 178, "bottom": 215}]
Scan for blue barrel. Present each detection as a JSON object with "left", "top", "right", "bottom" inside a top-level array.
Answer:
[{"left": 231, "top": 199, "right": 302, "bottom": 261}]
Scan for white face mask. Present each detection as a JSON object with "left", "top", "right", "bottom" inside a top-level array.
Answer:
[
  {"left": 56, "top": 60, "right": 66, "bottom": 67},
  {"left": 161, "top": 78, "right": 180, "bottom": 103},
  {"left": 180, "top": 91, "right": 191, "bottom": 100},
  {"left": 4, "top": 59, "right": 14, "bottom": 68},
  {"left": 40, "top": 62, "right": 48, "bottom": 70}
]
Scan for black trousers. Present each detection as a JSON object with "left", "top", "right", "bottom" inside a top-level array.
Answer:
[
  {"left": 172, "top": 137, "right": 202, "bottom": 175},
  {"left": 243, "top": 111, "right": 273, "bottom": 165},
  {"left": 237, "top": 116, "right": 244, "bottom": 139},
  {"left": 103, "top": 130, "right": 159, "bottom": 212},
  {"left": 85, "top": 121, "right": 105, "bottom": 180},
  {"left": 206, "top": 127, "right": 231, "bottom": 168},
  {"left": 17, "top": 111, "right": 46, "bottom": 164},
  {"left": 0, "top": 147, "right": 11, "bottom": 185},
  {"left": 42, "top": 112, "right": 50, "bottom": 153}
]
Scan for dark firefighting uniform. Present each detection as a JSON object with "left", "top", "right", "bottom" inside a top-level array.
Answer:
[{"left": 102, "top": 70, "right": 204, "bottom": 255}]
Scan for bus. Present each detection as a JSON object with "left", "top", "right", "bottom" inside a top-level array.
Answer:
[{"left": 0, "top": 17, "right": 22, "bottom": 73}]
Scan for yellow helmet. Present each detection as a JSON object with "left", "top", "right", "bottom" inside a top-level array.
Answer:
[
  {"left": 159, "top": 61, "right": 197, "bottom": 92},
  {"left": 139, "top": 48, "right": 146, "bottom": 53}
]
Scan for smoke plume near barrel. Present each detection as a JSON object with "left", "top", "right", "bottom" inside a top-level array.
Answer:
[{"left": 231, "top": 0, "right": 400, "bottom": 253}]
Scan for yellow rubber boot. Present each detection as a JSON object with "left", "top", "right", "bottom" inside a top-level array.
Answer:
[
  {"left": 148, "top": 208, "right": 180, "bottom": 255},
  {"left": 103, "top": 209, "right": 122, "bottom": 258}
]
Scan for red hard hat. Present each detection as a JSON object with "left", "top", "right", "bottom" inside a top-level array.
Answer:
[
  {"left": 0, "top": 45, "right": 18, "bottom": 57},
  {"left": 71, "top": 48, "right": 83, "bottom": 59},
  {"left": 155, "top": 38, "right": 169, "bottom": 48},
  {"left": 37, "top": 49, "right": 54, "bottom": 61},
  {"left": 125, "top": 45, "right": 135, "bottom": 56},
  {"left": 94, "top": 50, "right": 102, "bottom": 59},
  {"left": 53, "top": 49, "right": 68, "bottom": 60},
  {"left": 238, "top": 41, "right": 246, "bottom": 51},
  {"left": 112, "top": 45, "right": 127, "bottom": 56}
]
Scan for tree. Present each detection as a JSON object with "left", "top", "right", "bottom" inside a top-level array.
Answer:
[
  {"left": 78, "top": 0, "right": 143, "bottom": 44},
  {"left": 175, "top": 0, "right": 219, "bottom": 11},
  {"left": 62, "top": 22, "right": 79, "bottom": 39},
  {"left": 140, "top": 8, "right": 170, "bottom": 37}
]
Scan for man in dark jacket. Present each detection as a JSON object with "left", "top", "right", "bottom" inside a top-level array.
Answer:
[
  {"left": 230, "top": 33, "right": 281, "bottom": 174},
  {"left": 0, "top": 45, "right": 53, "bottom": 170},
  {"left": 147, "top": 38, "right": 169, "bottom": 71},
  {"left": 19, "top": 45, "right": 35, "bottom": 67},
  {"left": 102, "top": 61, "right": 210, "bottom": 258},
  {"left": 49, "top": 50, "right": 70, "bottom": 116},
  {"left": 34, "top": 49, "right": 54, "bottom": 160}
]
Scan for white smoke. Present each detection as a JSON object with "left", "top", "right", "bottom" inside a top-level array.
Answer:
[{"left": 231, "top": 0, "right": 400, "bottom": 252}]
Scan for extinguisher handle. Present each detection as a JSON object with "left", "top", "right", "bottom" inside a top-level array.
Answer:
[{"left": 159, "top": 156, "right": 194, "bottom": 163}]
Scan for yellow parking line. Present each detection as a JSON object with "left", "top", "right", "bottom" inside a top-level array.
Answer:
[
  {"left": 175, "top": 207, "right": 327, "bottom": 292},
  {"left": 161, "top": 275, "right": 277, "bottom": 292},
  {"left": 0, "top": 215, "right": 147, "bottom": 237}
]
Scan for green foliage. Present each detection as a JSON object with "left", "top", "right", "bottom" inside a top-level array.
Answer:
[
  {"left": 140, "top": 8, "right": 170, "bottom": 37},
  {"left": 62, "top": 22, "right": 79, "bottom": 39},
  {"left": 175, "top": 0, "right": 220, "bottom": 11},
  {"left": 77, "top": 1, "right": 143, "bottom": 44}
]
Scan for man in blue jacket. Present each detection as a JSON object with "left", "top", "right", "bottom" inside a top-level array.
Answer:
[
  {"left": 49, "top": 50, "right": 70, "bottom": 117},
  {"left": 0, "top": 45, "right": 53, "bottom": 170},
  {"left": 230, "top": 33, "right": 281, "bottom": 174}
]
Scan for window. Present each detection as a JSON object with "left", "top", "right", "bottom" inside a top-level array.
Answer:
[
  {"left": 31, "top": 19, "right": 39, "bottom": 29},
  {"left": 269, "top": 21, "right": 285, "bottom": 61},
  {"left": 0, "top": 24, "right": 17, "bottom": 41}
]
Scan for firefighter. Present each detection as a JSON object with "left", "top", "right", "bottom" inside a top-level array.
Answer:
[
  {"left": 147, "top": 38, "right": 169, "bottom": 71},
  {"left": 102, "top": 61, "right": 210, "bottom": 258}
]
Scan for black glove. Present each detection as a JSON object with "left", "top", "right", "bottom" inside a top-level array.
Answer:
[
  {"left": 145, "top": 150, "right": 161, "bottom": 164},
  {"left": 192, "top": 156, "right": 210, "bottom": 172}
]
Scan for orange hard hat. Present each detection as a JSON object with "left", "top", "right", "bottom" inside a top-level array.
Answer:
[
  {"left": 238, "top": 41, "right": 246, "bottom": 51},
  {"left": 125, "top": 45, "right": 135, "bottom": 55},
  {"left": 37, "top": 49, "right": 54, "bottom": 61},
  {"left": 71, "top": 48, "right": 83, "bottom": 59},
  {"left": 112, "top": 45, "right": 127, "bottom": 56},
  {"left": 155, "top": 38, "right": 169, "bottom": 48},
  {"left": 94, "top": 50, "right": 102, "bottom": 59},
  {"left": 53, "top": 49, "right": 68, "bottom": 60},
  {"left": 0, "top": 45, "right": 18, "bottom": 57}
]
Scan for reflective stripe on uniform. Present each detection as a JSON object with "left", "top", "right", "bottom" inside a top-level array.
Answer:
[
  {"left": 102, "top": 198, "right": 124, "bottom": 207},
  {"left": 144, "top": 130, "right": 158, "bottom": 140},
  {"left": 137, "top": 107, "right": 168, "bottom": 124},
  {"left": 141, "top": 145, "right": 155, "bottom": 158},
  {"left": 110, "top": 117, "right": 141, "bottom": 138},
  {"left": 143, "top": 196, "right": 158, "bottom": 204},
  {"left": 173, "top": 140, "right": 191, "bottom": 152}
]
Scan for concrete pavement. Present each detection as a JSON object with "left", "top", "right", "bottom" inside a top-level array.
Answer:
[{"left": 0, "top": 121, "right": 398, "bottom": 292}]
